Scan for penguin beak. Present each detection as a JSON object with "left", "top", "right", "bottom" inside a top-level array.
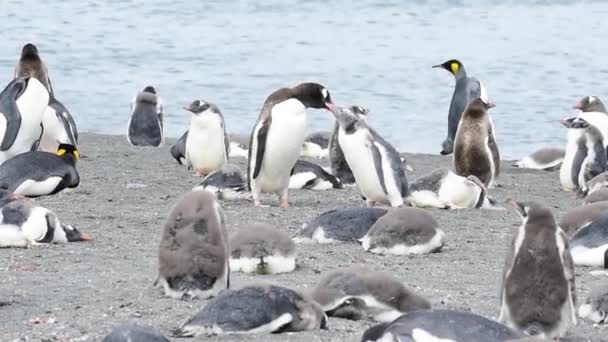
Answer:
[
  {"left": 574, "top": 102, "right": 584, "bottom": 110},
  {"left": 80, "top": 233, "right": 93, "bottom": 241},
  {"left": 431, "top": 64, "right": 443, "bottom": 69},
  {"left": 325, "top": 102, "right": 337, "bottom": 112},
  {"left": 486, "top": 103, "right": 496, "bottom": 109}
]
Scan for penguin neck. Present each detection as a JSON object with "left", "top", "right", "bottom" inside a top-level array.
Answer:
[
  {"left": 61, "top": 154, "right": 78, "bottom": 165},
  {"left": 454, "top": 67, "right": 467, "bottom": 81}
]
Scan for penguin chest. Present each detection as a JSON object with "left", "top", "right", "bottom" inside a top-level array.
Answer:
[
  {"left": 437, "top": 173, "right": 480, "bottom": 208},
  {"left": 7, "top": 80, "right": 49, "bottom": 153},
  {"left": 560, "top": 130, "right": 583, "bottom": 191},
  {"left": 186, "top": 115, "right": 226, "bottom": 173},
  {"left": 338, "top": 130, "right": 385, "bottom": 201},
  {"left": 13, "top": 176, "right": 63, "bottom": 197}
]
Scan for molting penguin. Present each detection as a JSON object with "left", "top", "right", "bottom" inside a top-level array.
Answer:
[
  {"left": 0, "top": 77, "right": 50, "bottom": 163},
  {"left": 38, "top": 97, "right": 78, "bottom": 153},
  {"left": 0, "top": 196, "right": 92, "bottom": 248},
  {"left": 14, "top": 43, "right": 53, "bottom": 95},
  {"left": 193, "top": 164, "right": 249, "bottom": 200},
  {"left": 293, "top": 207, "right": 388, "bottom": 244},
  {"left": 513, "top": 147, "right": 565, "bottom": 171},
  {"left": 575, "top": 96, "right": 607, "bottom": 114},
  {"left": 170, "top": 130, "right": 188, "bottom": 165},
  {"left": 569, "top": 214, "right": 608, "bottom": 267},
  {"left": 172, "top": 283, "right": 327, "bottom": 337},
  {"left": 156, "top": 190, "right": 229, "bottom": 299},
  {"left": 312, "top": 266, "right": 430, "bottom": 322},
  {"left": 407, "top": 168, "right": 496, "bottom": 209},
  {"left": 578, "top": 279, "right": 608, "bottom": 324},
  {"left": 331, "top": 106, "right": 408, "bottom": 207},
  {"left": 499, "top": 200, "right": 576, "bottom": 339},
  {"left": 289, "top": 159, "right": 342, "bottom": 190},
  {"left": 433, "top": 59, "right": 487, "bottom": 155},
  {"left": 228, "top": 133, "right": 249, "bottom": 158},
  {"left": 184, "top": 99, "right": 230, "bottom": 177},
  {"left": 559, "top": 200, "right": 608, "bottom": 236},
  {"left": 102, "top": 324, "right": 170, "bottom": 342},
  {"left": 360, "top": 207, "right": 445, "bottom": 255},
  {"left": 560, "top": 116, "right": 588, "bottom": 191},
  {"left": 329, "top": 105, "right": 369, "bottom": 185},
  {"left": 301, "top": 131, "right": 331, "bottom": 158},
  {"left": 361, "top": 309, "right": 524, "bottom": 342},
  {"left": 0, "top": 144, "right": 79, "bottom": 197},
  {"left": 229, "top": 224, "right": 296, "bottom": 274},
  {"left": 248, "top": 82, "right": 335, "bottom": 208},
  {"left": 127, "top": 86, "right": 163, "bottom": 147},
  {"left": 453, "top": 98, "right": 500, "bottom": 187},
  {"left": 562, "top": 117, "right": 607, "bottom": 190}
]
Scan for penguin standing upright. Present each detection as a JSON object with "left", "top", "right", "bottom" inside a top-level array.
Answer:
[
  {"left": 453, "top": 98, "right": 500, "bottom": 187},
  {"left": 184, "top": 100, "right": 230, "bottom": 177},
  {"left": 127, "top": 86, "right": 163, "bottom": 147},
  {"left": 574, "top": 117, "right": 607, "bottom": 187},
  {"left": 433, "top": 59, "right": 487, "bottom": 155},
  {"left": 248, "top": 82, "right": 335, "bottom": 208},
  {"left": 329, "top": 105, "right": 369, "bottom": 185},
  {"left": 14, "top": 43, "right": 53, "bottom": 95},
  {"left": 499, "top": 200, "right": 577, "bottom": 339}
]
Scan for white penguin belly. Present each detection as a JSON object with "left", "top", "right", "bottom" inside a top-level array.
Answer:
[
  {"left": 186, "top": 115, "right": 226, "bottom": 174},
  {"left": 0, "top": 224, "right": 31, "bottom": 247},
  {"left": 578, "top": 112, "right": 608, "bottom": 149},
  {"left": 560, "top": 130, "right": 582, "bottom": 191},
  {"left": 13, "top": 177, "right": 63, "bottom": 196},
  {"left": 39, "top": 106, "right": 71, "bottom": 152},
  {"left": 438, "top": 172, "right": 480, "bottom": 208},
  {"left": 256, "top": 99, "right": 307, "bottom": 193},
  {"left": 339, "top": 129, "right": 386, "bottom": 202}
]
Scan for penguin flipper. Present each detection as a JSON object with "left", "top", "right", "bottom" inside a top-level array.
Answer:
[
  {"left": 224, "top": 129, "right": 230, "bottom": 161},
  {"left": 487, "top": 120, "right": 501, "bottom": 178},
  {"left": 250, "top": 116, "right": 271, "bottom": 181},
  {"left": 370, "top": 141, "right": 387, "bottom": 195},
  {"left": 0, "top": 79, "right": 25, "bottom": 151},
  {"left": 30, "top": 122, "right": 43, "bottom": 151}
]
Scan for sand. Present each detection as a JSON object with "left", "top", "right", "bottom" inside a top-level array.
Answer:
[{"left": 0, "top": 133, "right": 606, "bottom": 342}]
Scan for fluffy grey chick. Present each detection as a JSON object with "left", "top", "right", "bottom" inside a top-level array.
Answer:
[{"left": 230, "top": 223, "right": 296, "bottom": 274}]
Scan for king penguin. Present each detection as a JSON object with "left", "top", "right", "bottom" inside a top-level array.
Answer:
[
  {"left": 433, "top": 59, "right": 487, "bottom": 155},
  {"left": 38, "top": 97, "right": 79, "bottom": 153},
  {"left": 247, "top": 82, "right": 336, "bottom": 208},
  {"left": 14, "top": 43, "right": 53, "bottom": 95},
  {"left": 127, "top": 86, "right": 163, "bottom": 147}
]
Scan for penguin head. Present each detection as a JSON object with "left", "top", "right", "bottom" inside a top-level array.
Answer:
[
  {"left": 433, "top": 59, "right": 464, "bottom": 76},
  {"left": 508, "top": 199, "right": 554, "bottom": 225},
  {"left": 348, "top": 105, "right": 370, "bottom": 119},
  {"left": 0, "top": 189, "right": 25, "bottom": 207},
  {"left": 466, "top": 98, "right": 495, "bottom": 117},
  {"left": 56, "top": 144, "right": 80, "bottom": 160},
  {"left": 21, "top": 43, "right": 40, "bottom": 59},
  {"left": 183, "top": 100, "right": 211, "bottom": 114},
  {"left": 575, "top": 96, "right": 606, "bottom": 113},
  {"left": 142, "top": 85, "right": 157, "bottom": 95},
  {"left": 293, "top": 82, "right": 336, "bottom": 111},
  {"left": 560, "top": 116, "right": 588, "bottom": 129},
  {"left": 62, "top": 223, "right": 93, "bottom": 242},
  {"left": 325, "top": 297, "right": 366, "bottom": 320}
]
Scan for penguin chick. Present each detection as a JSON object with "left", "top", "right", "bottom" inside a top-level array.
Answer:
[
  {"left": 578, "top": 279, "right": 608, "bottom": 324},
  {"left": 127, "top": 86, "right": 163, "bottom": 147},
  {"left": 569, "top": 214, "right": 608, "bottom": 267},
  {"left": 329, "top": 105, "right": 369, "bottom": 185},
  {"left": 193, "top": 164, "right": 249, "bottom": 200},
  {"left": 230, "top": 224, "right": 296, "bottom": 274},
  {"left": 579, "top": 171, "right": 608, "bottom": 198},
  {"left": 513, "top": 147, "right": 565, "bottom": 171},
  {"left": 289, "top": 159, "right": 342, "bottom": 190}
]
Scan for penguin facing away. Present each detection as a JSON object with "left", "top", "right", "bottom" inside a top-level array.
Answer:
[
  {"left": 329, "top": 105, "right": 369, "bottom": 185},
  {"left": 575, "top": 96, "right": 607, "bottom": 114},
  {"left": 453, "top": 97, "right": 500, "bottom": 188},
  {"left": 156, "top": 190, "right": 229, "bottom": 300},
  {"left": 499, "top": 200, "right": 577, "bottom": 339},
  {"left": 192, "top": 163, "right": 249, "bottom": 200},
  {"left": 127, "top": 86, "right": 163, "bottom": 147},
  {"left": 289, "top": 159, "right": 342, "bottom": 190},
  {"left": 184, "top": 99, "right": 230, "bottom": 177},
  {"left": 513, "top": 147, "right": 565, "bottom": 171},
  {"left": 330, "top": 106, "right": 408, "bottom": 207},
  {"left": 170, "top": 130, "right": 188, "bottom": 165},
  {"left": 433, "top": 59, "right": 487, "bottom": 155},
  {"left": 39, "top": 96, "right": 78, "bottom": 153},
  {"left": 14, "top": 43, "right": 53, "bottom": 95},
  {"left": 247, "top": 82, "right": 336, "bottom": 208}
]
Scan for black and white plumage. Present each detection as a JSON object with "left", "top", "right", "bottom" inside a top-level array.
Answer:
[
  {"left": 329, "top": 105, "right": 369, "bottom": 185},
  {"left": 578, "top": 279, "right": 608, "bottom": 324},
  {"left": 289, "top": 159, "right": 342, "bottom": 190},
  {"left": 301, "top": 131, "right": 331, "bottom": 158},
  {"left": 0, "top": 143, "right": 79, "bottom": 197},
  {"left": 102, "top": 324, "right": 169, "bottom": 342},
  {"left": 229, "top": 224, "right": 296, "bottom": 274},
  {"left": 293, "top": 207, "right": 388, "bottom": 244},
  {"left": 247, "top": 82, "right": 335, "bottom": 208},
  {"left": 193, "top": 164, "right": 248, "bottom": 200},
  {"left": 14, "top": 43, "right": 53, "bottom": 95},
  {"left": 173, "top": 284, "right": 327, "bottom": 337},
  {"left": 513, "top": 147, "right": 565, "bottom": 171},
  {"left": 583, "top": 188, "right": 608, "bottom": 204},
  {"left": 170, "top": 130, "right": 188, "bottom": 165},
  {"left": 570, "top": 214, "right": 608, "bottom": 267},
  {"left": 156, "top": 190, "right": 229, "bottom": 299},
  {"left": 433, "top": 59, "right": 487, "bottom": 155},
  {"left": 559, "top": 201, "right": 608, "bottom": 236},
  {"left": 361, "top": 310, "right": 524, "bottom": 342},
  {"left": 579, "top": 171, "right": 608, "bottom": 197},
  {"left": 38, "top": 96, "right": 78, "bottom": 153},
  {"left": 0, "top": 77, "right": 49, "bottom": 163},
  {"left": 499, "top": 200, "right": 577, "bottom": 339},
  {"left": 331, "top": 106, "right": 408, "bottom": 207},
  {"left": 312, "top": 266, "right": 430, "bottom": 323},
  {"left": 127, "top": 86, "right": 163, "bottom": 147}
]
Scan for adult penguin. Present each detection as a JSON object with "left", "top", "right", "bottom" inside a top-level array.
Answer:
[{"left": 14, "top": 43, "right": 53, "bottom": 95}]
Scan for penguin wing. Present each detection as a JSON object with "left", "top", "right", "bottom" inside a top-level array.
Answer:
[
  {"left": 248, "top": 115, "right": 272, "bottom": 185},
  {"left": 224, "top": 129, "right": 230, "bottom": 161},
  {"left": 370, "top": 140, "right": 387, "bottom": 195},
  {"left": 487, "top": 118, "right": 500, "bottom": 177},
  {"left": 171, "top": 131, "right": 188, "bottom": 165},
  {"left": 30, "top": 122, "right": 43, "bottom": 151},
  {"left": 0, "top": 79, "right": 25, "bottom": 151}
]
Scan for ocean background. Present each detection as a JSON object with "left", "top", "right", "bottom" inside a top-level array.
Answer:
[{"left": 1, "top": 0, "right": 607, "bottom": 159}]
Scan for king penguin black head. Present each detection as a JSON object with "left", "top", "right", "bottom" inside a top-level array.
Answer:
[
  {"left": 56, "top": 144, "right": 80, "bottom": 160},
  {"left": 433, "top": 59, "right": 464, "bottom": 75},
  {"left": 294, "top": 82, "right": 335, "bottom": 111},
  {"left": 183, "top": 99, "right": 211, "bottom": 114},
  {"left": 21, "top": 43, "right": 39, "bottom": 58},
  {"left": 143, "top": 86, "right": 157, "bottom": 94}
]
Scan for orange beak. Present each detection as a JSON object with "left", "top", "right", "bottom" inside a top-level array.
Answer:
[{"left": 80, "top": 233, "right": 93, "bottom": 241}]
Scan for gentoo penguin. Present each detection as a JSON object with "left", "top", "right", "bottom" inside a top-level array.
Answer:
[
  {"left": 312, "top": 266, "right": 430, "bottom": 322},
  {"left": 433, "top": 59, "right": 487, "bottom": 155},
  {"left": 569, "top": 214, "right": 608, "bottom": 267},
  {"left": 127, "top": 86, "right": 163, "bottom": 147},
  {"left": 575, "top": 95, "right": 607, "bottom": 113},
  {"left": 0, "top": 77, "right": 50, "bottom": 163},
  {"left": 560, "top": 116, "right": 589, "bottom": 191},
  {"left": 156, "top": 190, "right": 229, "bottom": 299},
  {"left": 170, "top": 130, "right": 188, "bottom": 165},
  {"left": 184, "top": 99, "right": 230, "bottom": 177},
  {"left": 293, "top": 207, "right": 388, "bottom": 244},
  {"left": 574, "top": 111, "right": 608, "bottom": 153},
  {"left": 499, "top": 200, "right": 576, "bottom": 339},
  {"left": 228, "top": 133, "right": 249, "bottom": 158},
  {"left": 583, "top": 188, "right": 608, "bottom": 204},
  {"left": 0, "top": 143, "right": 79, "bottom": 197},
  {"left": 289, "top": 159, "right": 342, "bottom": 190},
  {"left": 329, "top": 105, "right": 369, "bottom": 185},
  {"left": 248, "top": 82, "right": 335, "bottom": 208},
  {"left": 192, "top": 164, "right": 249, "bottom": 200},
  {"left": 361, "top": 310, "right": 524, "bottom": 342},
  {"left": 558, "top": 201, "right": 608, "bottom": 236},
  {"left": 513, "top": 147, "right": 565, "bottom": 171},
  {"left": 407, "top": 168, "right": 496, "bottom": 209},
  {"left": 578, "top": 170, "right": 608, "bottom": 197},
  {"left": 102, "top": 324, "right": 170, "bottom": 342},
  {"left": 453, "top": 98, "right": 500, "bottom": 187},
  {"left": 562, "top": 116, "right": 607, "bottom": 190},
  {"left": 578, "top": 279, "right": 608, "bottom": 324},
  {"left": 229, "top": 224, "right": 296, "bottom": 274},
  {"left": 331, "top": 106, "right": 408, "bottom": 207},
  {"left": 172, "top": 283, "right": 327, "bottom": 336},
  {"left": 301, "top": 131, "right": 331, "bottom": 158},
  {"left": 360, "top": 208, "right": 445, "bottom": 255},
  {"left": 14, "top": 43, "right": 53, "bottom": 95},
  {"left": 38, "top": 97, "right": 78, "bottom": 153},
  {"left": 0, "top": 197, "right": 92, "bottom": 248}
]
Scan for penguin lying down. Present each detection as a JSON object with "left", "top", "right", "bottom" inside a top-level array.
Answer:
[
  {"left": 570, "top": 214, "right": 608, "bottom": 268},
  {"left": 102, "top": 324, "right": 169, "bottom": 342},
  {"left": 578, "top": 279, "right": 608, "bottom": 324}
]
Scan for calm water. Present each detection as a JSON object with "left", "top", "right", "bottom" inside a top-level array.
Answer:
[{"left": 1, "top": 0, "right": 607, "bottom": 159}]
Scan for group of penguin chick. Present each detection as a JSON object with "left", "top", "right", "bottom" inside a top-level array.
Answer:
[{"left": 1, "top": 43, "right": 607, "bottom": 341}]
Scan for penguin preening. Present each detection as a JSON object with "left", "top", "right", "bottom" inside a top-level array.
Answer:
[
  {"left": 14, "top": 43, "right": 53, "bottom": 95},
  {"left": 127, "top": 86, "right": 163, "bottom": 147},
  {"left": 184, "top": 99, "right": 230, "bottom": 177},
  {"left": 499, "top": 200, "right": 577, "bottom": 339},
  {"left": 329, "top": 105, "right": 369, "bottom": 185},
  {"left": 433, "top": 59, "right": 487, "bottom": 155},
  {"left": 0, "top": 143, "right": 79, "bottom": 197},
  {"left": 331, "top": 106, "right": 408, "bottom": 207},
  {"left": 247, "top": 82, "right": 335, "bottom": 208}
]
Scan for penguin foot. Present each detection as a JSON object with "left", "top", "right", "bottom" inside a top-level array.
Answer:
[{"left": 279, "top": 200, "right": 289, "bottom": 208}]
